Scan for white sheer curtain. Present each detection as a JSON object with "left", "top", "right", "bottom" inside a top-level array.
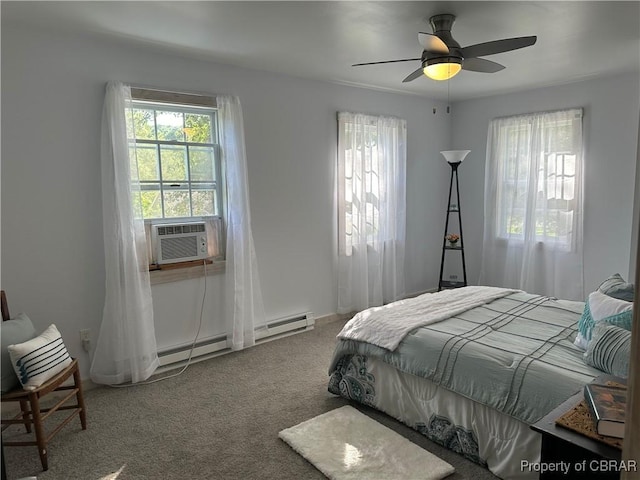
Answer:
[
  {"left": 337, "top": 112, "right": 407, "bottom": 314},
  {"left": 217, "top": 95, "right": 266, "bottom": 350},
  {"left": 91, "top": 81, "right": 159, "bottom": 384},
  {"left": 479, "top": 108, "right": 584, "bottom": 300}
]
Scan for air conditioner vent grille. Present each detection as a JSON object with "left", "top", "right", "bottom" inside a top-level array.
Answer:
[{"left": 160, "top": 236, "right": 198, "bottom": 260}]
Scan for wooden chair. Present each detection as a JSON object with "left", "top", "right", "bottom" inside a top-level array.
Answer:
[{"left": 0, "top": 290, "right": 87, "bottom": 471}]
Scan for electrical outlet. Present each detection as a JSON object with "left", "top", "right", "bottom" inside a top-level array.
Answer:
[{"left": 80, "top": 329, "right": 91, "bottom": 352}]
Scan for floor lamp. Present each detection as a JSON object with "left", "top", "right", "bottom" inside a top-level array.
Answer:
[{"left": 438, "top": 150, "right": 470, "bottom": 291}]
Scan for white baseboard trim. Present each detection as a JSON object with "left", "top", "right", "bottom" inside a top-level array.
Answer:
[{"left": 81, "top": 303, "right": 421, "bottom": 386}]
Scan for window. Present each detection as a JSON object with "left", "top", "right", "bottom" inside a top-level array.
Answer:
[
  {"left": 340, "top": 118, "right": 379, "bottom": 254},
  {"left": 127, "top": 91, "right": 222, "bottom": 220},
  {"left": 337, "top": 112, "right": 406, "bottom": 256},
  {"left": 126, "top": 88, "right": 225, "bottom": 267},
  {"left": 492, "top": 108, "right": 583, "bottom": 248}
]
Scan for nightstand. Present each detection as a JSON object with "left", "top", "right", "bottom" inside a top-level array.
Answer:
[{"left": 530, "top": 381, "right": 623, "bottom": 480}]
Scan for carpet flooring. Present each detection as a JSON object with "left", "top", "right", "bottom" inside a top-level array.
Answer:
[{"left": 2, "top": 318, "right": 499, "bottom": 480}]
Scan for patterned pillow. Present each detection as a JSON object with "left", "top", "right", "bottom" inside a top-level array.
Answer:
[
  {"left": 598, "top": 273, "right": 634, "bottom": 302},
  {"left": 7, "top": 324, "right": 72, "bottom": 391},
  {"left": 0, "top": 313, "right": 37, "bottom": 393},
  {"left": 584, "top": 323, "right": 631, "bottom": 378},
  {"left": 576, "top": 290, "right": 633, "bottom": 343}
]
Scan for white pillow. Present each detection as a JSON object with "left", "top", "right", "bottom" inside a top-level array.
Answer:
[
  {"left": 588, "top": 290, "right": 632, "bottom": 321},
  {"left": 7, "top": 324, "right": 72, "bottom": 391}
]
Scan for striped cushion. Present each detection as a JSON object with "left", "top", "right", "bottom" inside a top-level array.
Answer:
[
  {"left": 7, "top": 324, "right": 72, "bottom": 391},
  {"left": 584, "top": 323, "right": 631, "bottom": 378},
  {"left": 598, "top": 273, "right": 634, "bottom": 302}
]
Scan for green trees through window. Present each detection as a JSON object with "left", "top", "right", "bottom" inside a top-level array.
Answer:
[{"left": 126, "top": 103, "right": 221, "bottom": 219}]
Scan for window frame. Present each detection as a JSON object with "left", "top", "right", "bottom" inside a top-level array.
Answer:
[{"left": 128, "top": 93, "right": 223, "bottom": 221}]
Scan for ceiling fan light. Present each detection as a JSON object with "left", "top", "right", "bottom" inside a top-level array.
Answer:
[{"left": 423, "top": 59, "right": 462, "bottom": 81}]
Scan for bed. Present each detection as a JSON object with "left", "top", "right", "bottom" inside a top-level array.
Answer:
[{"left": 327, "top": 286, "right": 607, "bottom": 480}]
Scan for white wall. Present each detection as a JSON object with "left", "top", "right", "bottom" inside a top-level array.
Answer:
[
  {"left": 451, "top": 72, "right": 640, "bottom": 294},
  {"left": 1, "top": 23, "right": 451, "bottom": 379}
]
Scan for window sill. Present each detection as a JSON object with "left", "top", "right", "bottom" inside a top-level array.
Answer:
[{"left": 149, "top": 259, "right": 225, "bottom": 285}]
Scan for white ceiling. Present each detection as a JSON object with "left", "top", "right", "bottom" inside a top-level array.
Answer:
[{"left": 3, "top": 1, "right": 639, "bottom": 100}]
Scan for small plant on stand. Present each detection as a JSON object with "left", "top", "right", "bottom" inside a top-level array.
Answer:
[{"left": 446, "top": 233, "right": 460, "bottom": 247}]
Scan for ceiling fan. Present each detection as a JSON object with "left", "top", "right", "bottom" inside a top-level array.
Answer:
[{"left": 353, "top": 14, "right": 537, "bottom": 82}]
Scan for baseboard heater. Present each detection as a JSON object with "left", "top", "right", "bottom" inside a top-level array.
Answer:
[{"left": 157, "top": 311, "right": 315, "bottom": 368}]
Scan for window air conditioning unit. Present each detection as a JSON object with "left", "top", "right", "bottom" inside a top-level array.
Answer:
[{"left": 153, "top": 222, "right": 209, "bottom": 264}]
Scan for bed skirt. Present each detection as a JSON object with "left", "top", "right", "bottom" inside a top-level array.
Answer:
[{"left": 329, "top": 353, "right": 540, "bottom": 480}]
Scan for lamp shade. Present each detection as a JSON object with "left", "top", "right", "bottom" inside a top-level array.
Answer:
[{"left": 440, "top": 150, "right": 470, "bottom": 164}]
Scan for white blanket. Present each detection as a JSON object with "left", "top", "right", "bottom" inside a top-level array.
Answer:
[{"left": 337, "top": 286, "right": 518, "bottom": 350}]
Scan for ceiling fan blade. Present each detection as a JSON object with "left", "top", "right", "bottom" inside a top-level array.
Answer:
[
  {"left": 352, "top": 58, "right": 421, "bottom": 67},
  {"left": 461, "top": 36, "right": 537, "bottom": 59},
  {"left": 462, "top": 57, "right": 505, "bottom": 73},
  {"left": 402, "top": 67, "right": 424, "bottom": 83},
  {"left": 418, "top": 32, "right": 449, "bottom": 54}
]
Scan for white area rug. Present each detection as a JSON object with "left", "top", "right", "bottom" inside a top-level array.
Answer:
[{"left": 279, "top": 406, "right": 455, "bottom": 480}]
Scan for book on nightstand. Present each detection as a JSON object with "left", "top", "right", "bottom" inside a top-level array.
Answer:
[{"left": 583, "top": 383, "right": 627, "bottom": 438}]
